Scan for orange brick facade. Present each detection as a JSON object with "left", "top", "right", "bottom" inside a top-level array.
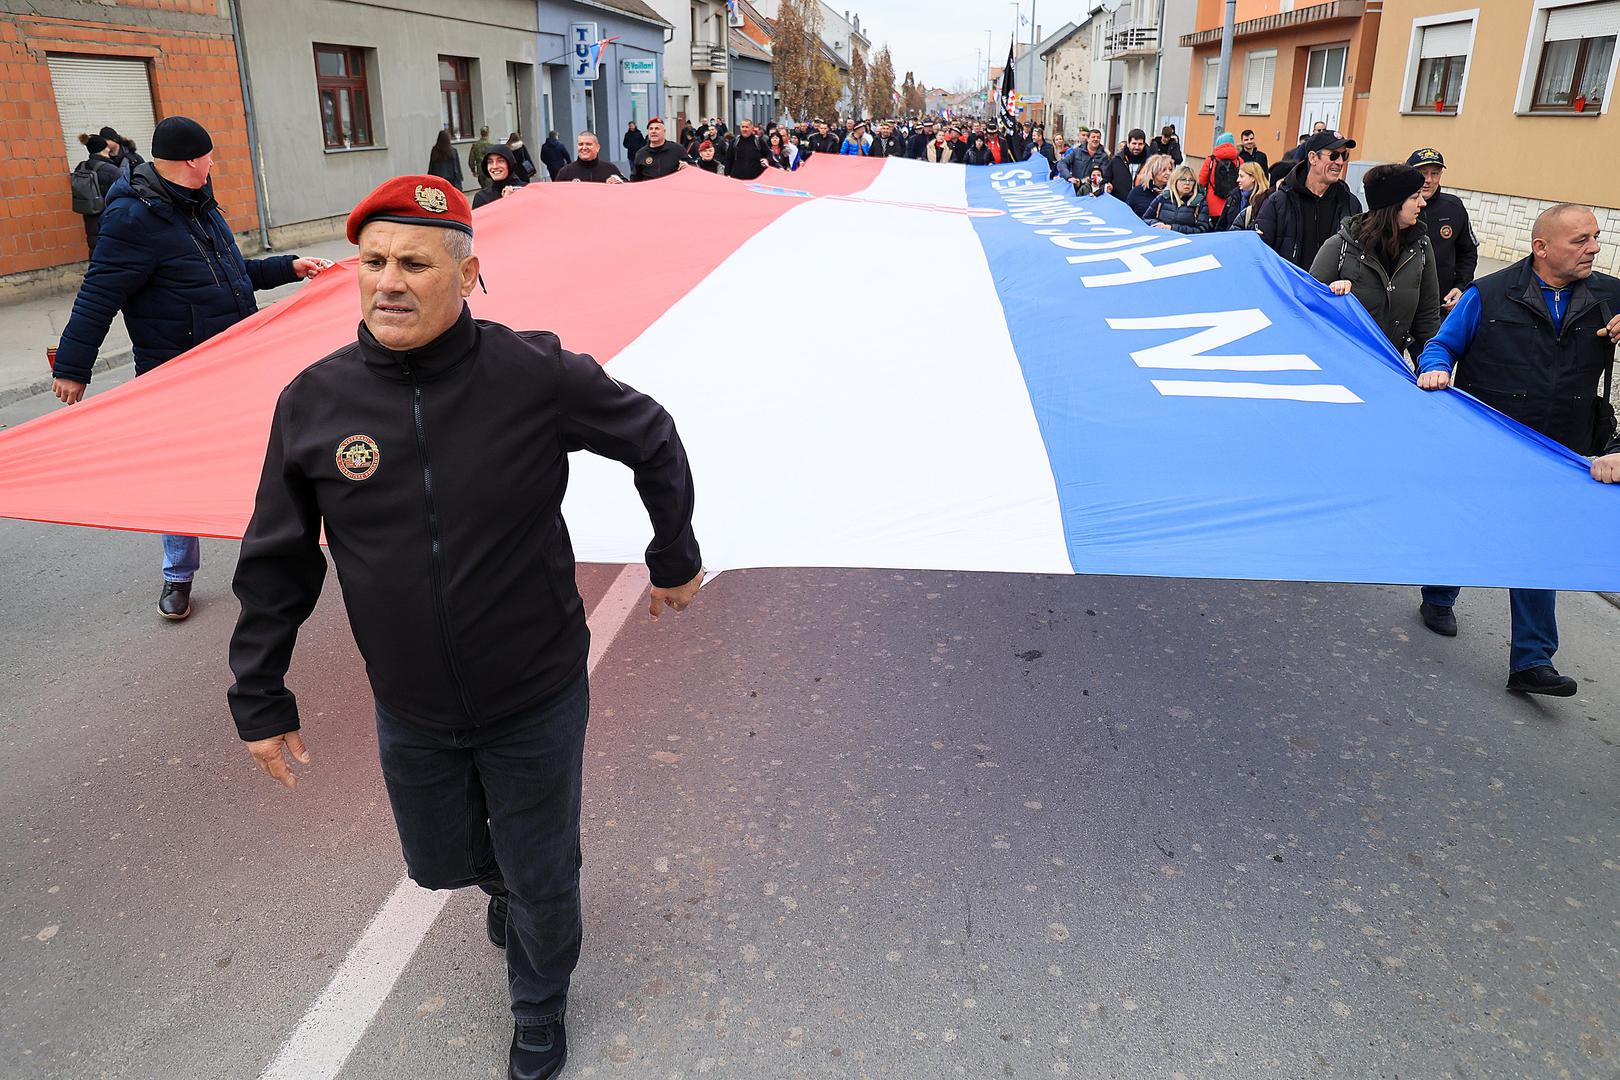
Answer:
[{"left": 0, "top": 1, "right": 258, "bottom": 278}]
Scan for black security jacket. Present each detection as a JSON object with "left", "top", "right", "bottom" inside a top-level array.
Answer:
[{"left": 227, "top": 306, "right": 701, "bottom": 740}]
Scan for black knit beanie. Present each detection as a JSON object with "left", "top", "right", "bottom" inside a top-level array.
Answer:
[
  {"left": 151, "top": 116, "right": 213, "bottom": 160},
  {"left": 81, "top": 133, "right": 108, "bottom": 154},
  {"left": 1363, "top": 164, "right": 1425, "bottom": 212}
]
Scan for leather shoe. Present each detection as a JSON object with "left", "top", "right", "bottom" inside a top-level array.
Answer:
[
  {"left": 509, "top": 1020, "right": 566, "bottom": 1080},
  {"left": 487, "top": 893, "right": 508, "bottom": 949},
  {"left": 1506, "top": 665, "right": 1577, "bottom": 697},
  {"left": 158, "top": 581, "right": 192, "bottom": 621},
  {"left": 1418, "top": 602, "right": 1456, "bottom": 637}
]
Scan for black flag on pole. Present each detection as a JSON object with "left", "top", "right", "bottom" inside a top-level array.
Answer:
[{"left": 998, "top": 40, "right": 1017, "bottom": 127}]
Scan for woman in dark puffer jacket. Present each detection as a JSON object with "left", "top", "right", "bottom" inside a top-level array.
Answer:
[
  {"left": 1311, "top": 163, "right": 1441, "bottom": 357},
  {"left": 1142, "top": 165, "right": 1211, "bottom": 234}
]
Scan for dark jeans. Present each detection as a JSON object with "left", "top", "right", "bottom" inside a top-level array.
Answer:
[
  {"left": 375, "top": 673, "right": 589, "bottom": 1025},
  {"left": 1421, "top": 586, "right": 1559, "bottom": 673}
]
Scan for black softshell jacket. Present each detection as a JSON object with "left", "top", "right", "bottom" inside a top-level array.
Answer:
[{"left": 227, "top": 306, "right": 701, "bottom": 740}]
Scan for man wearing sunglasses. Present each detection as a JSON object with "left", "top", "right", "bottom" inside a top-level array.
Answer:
[{"left": 1255, "top": 129, "right": 1363, "bottom": 269}]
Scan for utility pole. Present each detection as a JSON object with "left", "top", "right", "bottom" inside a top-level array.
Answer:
[
  {"left": 1213, "top": 0, "right": 1236, "bottom": 137},
  {"left": 1028, "top": 0, "right": 1038, "bottom": 122}
]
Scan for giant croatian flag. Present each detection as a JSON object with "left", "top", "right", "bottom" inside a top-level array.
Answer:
[{"left": 1, "top": 157, "right": 1618, "bottom": 590}]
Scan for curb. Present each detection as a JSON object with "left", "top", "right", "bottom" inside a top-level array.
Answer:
[
  {"left": 0, "top": 348, "right": 133, "bottom": 410},
  {"left": 1603, "top": 593, "right": 1620, "bottom": 611}
]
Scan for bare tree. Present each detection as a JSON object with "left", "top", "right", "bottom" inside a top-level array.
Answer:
[
  {"left": 869, "top": 45, "right": 897, "bottom": 119},
  {"left": 849, "top": 46, "right": 869, "bottom": 119},
  {"left": 901, "top": 70, "right": 925, "bottom": 116},
  {"left": 808, "top": 59, "right": 844, "bottom": 121},
  {"left": 771, "top": 0, "right": 824, "bottom": 121}
]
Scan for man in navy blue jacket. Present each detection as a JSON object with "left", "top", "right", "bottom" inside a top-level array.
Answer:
[
  {"left": 1414, "top": 202, "right": 1620, "bottom": 696},
  {"left": 52, "top": 116, "right": 327, "bottom": 621}
]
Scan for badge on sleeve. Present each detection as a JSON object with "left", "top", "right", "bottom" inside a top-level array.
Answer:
[
  {"left": 1439, "top": 223, "right": 1454, "bottom": 240},
  {"left": 336, "top": 434, "right": 381, "bottom": 481}
]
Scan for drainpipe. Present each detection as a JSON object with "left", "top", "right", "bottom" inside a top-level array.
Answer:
[
  {"left": 1149, "top": 0, "right": 1166, "bottom": 132},
  {"left": 226, "top": 0, "right": 274, "bottom": 252}
]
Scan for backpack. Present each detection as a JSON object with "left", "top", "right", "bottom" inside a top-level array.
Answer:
[
  {"left": 1211, "top": 156, "right": 1239, "bottom": 201},
  {"left": 70, "top": 161, "right": 105, "bottom": 216}
]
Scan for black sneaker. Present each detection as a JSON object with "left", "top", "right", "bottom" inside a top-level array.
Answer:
[
  {"left": 1418, "top": 602, "right": 1457, "bottom": 637},
  {"left": 487, "top": 893, "right": 508, "bottom": 949},
  {"left": 1506, "top": 665, "right": 1577, "bottom": 697},
  {"left": 509, "top": 1019, "right": 567, "bottom": 1080},
  {"left": 158, "top": 581, "right": 192, "bottom": 621}
]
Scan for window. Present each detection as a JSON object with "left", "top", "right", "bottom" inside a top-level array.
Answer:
[
  {"left": 1532, "top": 34, "right": 1616, "bottom": 110},
  {"left": 439, "top": 55, "right": 474, "bottom": 138},
  {"left": 1200, "top": 56, "right": 1220, "bottom": 113},
  {"left": 1305, "top": 44, "right": 1348, "bottom": 89},
  {"left": 1409, "top": 19, "right": 1472, "bottom": 113},
  {"left": 315, "top": 44, "right": 373, "bottom": 148},
  {"left": 1241, "top": 50, "right": 1276, "bottom": 113}
]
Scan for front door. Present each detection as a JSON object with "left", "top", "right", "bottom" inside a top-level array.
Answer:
[{"left": 1299, "top": 44, "right": 1348, "bottom": 133}]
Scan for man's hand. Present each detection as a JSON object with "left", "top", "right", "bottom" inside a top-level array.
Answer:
[
  {"left": 1417, "top": 370, "right": 1452, "bottom": 390},
  {"left": 291, "top": 257, "right": 332, "bottom": 280},
  {"left": 1442, "top": 287, "right": 1462, "bottom": 310},
  {"left": 648, "top": 569, "right": 704, "bottom": 620},
  {"left": 606, "top": 175, "right": 625, "bottom": 185},
  {"left": 1328, "top": 279, "right": 1353, "bottom": 296},
  {"left": 1597, "top": 311, "right": 1620, "bottom": 340},
  {"left": 53, "top": 377, "right": 87, "bottom": 404},
  {"left": 500, "top": 185, "right": 519, "bottom": 198},
  {"left": 1594, "top": 453, "right": 1620, "bottom": 484},
  {"left": 246, "top": 731, "right": 311, "bottom": 790}
]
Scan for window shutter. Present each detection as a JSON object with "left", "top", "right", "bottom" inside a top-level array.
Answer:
[
  {"left": 1244, "top": 55, "right": 1264, "bottom": 107},
  {"left": 1419, "top": 21, "right": 1472, "bottom": 58},
  {"left": 45, "top": 55, "right": 157, "bottom": 168},
  {"left": 1260, "top": 56, "right": 1275, "bottom": 112},
  {"left": 1546, "top": 1, "right": 1620, "bottom": 41}
]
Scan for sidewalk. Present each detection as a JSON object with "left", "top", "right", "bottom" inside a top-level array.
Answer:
[{"left": 0, "top": 235, "right": 354, "bottom": 408}]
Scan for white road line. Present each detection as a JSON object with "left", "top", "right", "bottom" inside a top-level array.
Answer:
[{"left": 258, "top": 563, "right": 651, "bottom": 1080}]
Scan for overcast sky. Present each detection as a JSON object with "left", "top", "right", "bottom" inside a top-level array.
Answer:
[{"left": 847, "top": 0, "right": 1062, "bottom": 90}]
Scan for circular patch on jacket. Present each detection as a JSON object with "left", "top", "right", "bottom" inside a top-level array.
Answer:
[
  {"left": 335, "top": 434, "right": 381, "bottom": 481},
  {"left": 1439, "top": 223, "right": 1454, "bottom": 239}
]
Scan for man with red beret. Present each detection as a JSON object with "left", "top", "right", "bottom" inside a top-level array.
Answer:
[{"left": 226, "top": 173, "right": 705, "bottom": 1079}]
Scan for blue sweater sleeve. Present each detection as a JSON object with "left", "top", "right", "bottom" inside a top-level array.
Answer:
[{"left": 1416, "top": 288, "right": 1482, "bottom": 374}]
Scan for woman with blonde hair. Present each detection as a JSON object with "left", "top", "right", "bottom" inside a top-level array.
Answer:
[
  {"left": 1216, "top": 160, "right": 1270, "bottom": 231},
  {"left": 1126, "top": 153, "right": 1172, "bottom": 218},
  {"left": 1143, "top": 164, "right": 1211, "bottom": 233}
]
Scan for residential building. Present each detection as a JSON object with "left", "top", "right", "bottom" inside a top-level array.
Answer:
[
  {"left": 729, "top": 29, "right": 776, "bottom": 126},
  {"left": 0, "top": 0, "right": 261, "bottom": 293},
  {"left": 1041, "top": 8, "right": 1110, "bottom": 136},
  {"left": 1360, "top": 0, "right": 1620, "bottom": 268},
  {"left": 1090, "top": 0, "right": 1195, "bottom": 146},
  {"left": 237, "top": 0, "right": 668, "bottom": 250},
  {"left": 647, "top": 0, "right": 732, "bottom": 129},
  {"left": 1087, "top": 10, "right": 1125, "bottom": 145},
  {"left": 1179, "top": 0, "right": 1380, "bottom": 167},
  {"left": 1010, "top": 23, "right": 1077, "bottom": 127}
]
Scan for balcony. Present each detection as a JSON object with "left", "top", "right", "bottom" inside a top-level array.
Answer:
[
  {"left": 691, "top": 42, "right": 727, "bottom": 71},
  {"left": 1102, "top": 24, "right": 1159, "bottom": 60}
]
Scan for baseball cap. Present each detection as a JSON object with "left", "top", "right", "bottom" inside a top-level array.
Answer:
[
  {"left": 1406, "top": 147, "right": 1445, "bottom": 169},
  {"left": 1302, "top": 129, "right": 1356, "bottom": 155}
]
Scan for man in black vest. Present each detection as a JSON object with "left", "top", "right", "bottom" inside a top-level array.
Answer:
[
  {"left": 1414, "top": 203, "right": 1620, "bottom": 696},
  {"left": 1407, "top": 148, "right": 1478, "bottom": 310}
]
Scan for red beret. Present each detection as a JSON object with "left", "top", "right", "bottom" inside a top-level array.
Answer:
[{"left": 346, "top": 174, "right": 473, "bottom": 245}]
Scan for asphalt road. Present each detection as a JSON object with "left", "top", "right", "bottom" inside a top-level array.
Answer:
[{"left": 3, "top": 377, "right": 1618, "bottom": 1080}]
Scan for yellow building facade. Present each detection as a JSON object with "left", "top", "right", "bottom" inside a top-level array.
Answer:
[{"left": 1361, "top": 0, "right": 1620, "bottom": 268}]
